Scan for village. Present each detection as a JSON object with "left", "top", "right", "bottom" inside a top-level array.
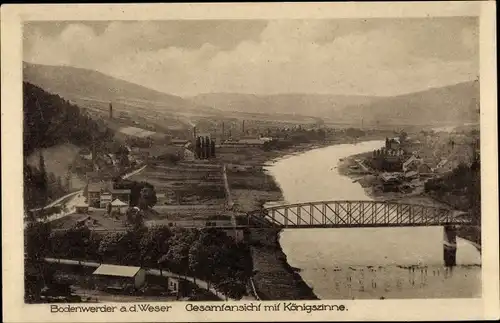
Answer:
[
  {"left": 340, "top": 127, "right": 480, "bottom": 207},
  {"left": 26, "top": 100, "right": 481, "bottom": 304}
]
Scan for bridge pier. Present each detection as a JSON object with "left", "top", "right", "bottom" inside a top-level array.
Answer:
[{"left": 443, "top": 225, "right": 457, "bottom": 267}]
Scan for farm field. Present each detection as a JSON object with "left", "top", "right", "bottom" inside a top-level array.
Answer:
[{"left": 128, "top": 162, "right": 227, "bottom": 206}]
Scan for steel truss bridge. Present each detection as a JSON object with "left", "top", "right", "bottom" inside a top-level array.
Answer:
[{"left": 247, "top": 200, "right": 472, "bottom": 228}]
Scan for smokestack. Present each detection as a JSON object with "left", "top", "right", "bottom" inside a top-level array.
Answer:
[
  {"left": 109, "top": 103, "right": 113, "bottom": 119},
  {"left": 193, "top": 126, "right": 197, "bottom": 140},
  {"left": 242, "top": 120, "right": 245, "bottom": 135},
  {"left": 222, "top": 122, "right": 225, "bottom": 141}
]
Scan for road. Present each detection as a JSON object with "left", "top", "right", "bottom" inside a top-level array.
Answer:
[
  {"left": 44, "top": 257, "right": 239, "bottom": 301},
  {"left": 221, "top": 164, "right": 238, "bottom": 237}
]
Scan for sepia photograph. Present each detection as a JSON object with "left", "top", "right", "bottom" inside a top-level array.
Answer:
[{"left": 1, "top": 2, "right": 498, "bottom": 322}]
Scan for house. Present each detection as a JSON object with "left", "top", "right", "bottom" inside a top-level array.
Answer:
[
  {"left": 183, "top": 148, "right": 195, "bottom": 161},
  {"left": 379, "top": 172, "right": 403, "bottom": 192},
  {"left": 221, "top": 138, "right": 266, "bottom": 148},
  {"left": 74, "top": 202, "right": 89, "bottom": 214},
  {"left": 92, "top": 264, "right": 146, "bottom": 291},
  {"left": 110, "top": 199, "right": 128, "bottom": 213},
  {"left": 171, "top": 139, "right": 190, "bottom": 147},
  {"left": 417, "top": 163, "right": 432, "bottom": 174},
  {"left": 385, "top": 138, "right": 401, "bottom": 151},
  {"left": 111, "top": 189, "right": 131, "bottom": 205},
  {"left": 404, "top": 171, "right": 419, "bottom": 180},
  {"left": 402, "top": 155, "right": 424, "bottom": 172},
  {"left": 100, "top": 191, "right": 113, "bottom": 208},
  {"left": 87, "top": 182, "right": 108, "bottom": 208},
  {"left": 166, "top": 276, "right": 188, "bottom": 296}
]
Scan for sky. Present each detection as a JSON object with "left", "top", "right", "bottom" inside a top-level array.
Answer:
[{"left": 23, "top": 18, "right": 478, "bottom": 97}]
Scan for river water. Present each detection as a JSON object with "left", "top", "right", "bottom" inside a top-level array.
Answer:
[{"left": 264, "top": 140, "right": 481, "bottom": 299}]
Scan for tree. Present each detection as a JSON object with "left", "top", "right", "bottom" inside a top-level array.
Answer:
[
  {"left": 124, "top": 181, "right": 157, "bottom": 209},
  {"left": 210, "top": 140, "right": 216, "bottom": 158},
  {"left": 204, "top": 136, "right": 211, "bottom": 159},
  {"left": 139, "top": 225, "right": 172, "bottom": 268},
  {"left": 125, "top": 207, "right": 145, "bottom": 230},
  {"left": 399, "top": 131, "right": 408, "bottom": 143},
  {"left": 188, "top": 239, "right": 219, "bottom": 285},
  {"left": 214, "top": 277, "right": 246, "bottom": 300},
  {"left": 25, "top": 220, "right": 52, "bottom": 301},
  {"left": 195, "top": 137, "right": 202, "bottom": 159},
  {"left": 138, "top": 185, "right": 157, "bottom": 210},
  {"left": 38, "top": 151, "right": 48, "bottom": 205},
  {"left": 97, "top": 232, "right": 125, "bottom": 263},
  {"left": 164, "top": 229, "right": 199, "bottom": 276}
]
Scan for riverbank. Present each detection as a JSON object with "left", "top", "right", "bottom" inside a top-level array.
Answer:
[
  {"left": 234, "top": 137, "right": 388, "bottom": 300},
  {"left": 337, "top": 153, "right": 481, "bottom": 246},
  {"left": 246, "top": 228, "right": 318, "bottom": 300}
]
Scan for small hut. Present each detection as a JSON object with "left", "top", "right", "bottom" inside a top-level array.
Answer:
[{"left": 110, "top": 199, "right": 128, "bottom": 214}]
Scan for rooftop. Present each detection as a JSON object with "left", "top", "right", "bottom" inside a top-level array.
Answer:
[
  {"left": 93, "top": 264, "right": 142, "bottom": 277},
  {"left": 87, "top": 182, "right": 109, "bottom": 192},
  {"left": 118, "top": 126, "right": 156, "bottom": 138},
  {"left": 111, "top": 189, "right": 131, "bottom": 194},
  {"left": 111, "top": 199, "right": 128, "bottom": 206}
]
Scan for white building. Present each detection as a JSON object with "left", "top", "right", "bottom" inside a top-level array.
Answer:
[
  {"left": 110, "top": 199, "right": 128, "bottom": 213},
  {"left": 93, "top": 264, "right": 146, "bottom": 290}
]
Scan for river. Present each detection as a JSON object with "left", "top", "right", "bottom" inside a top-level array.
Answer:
[{"left": 264, "top": 140, "right": 481, "bottom": 299}]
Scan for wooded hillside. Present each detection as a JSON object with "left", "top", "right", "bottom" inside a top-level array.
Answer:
[{"left": 23, "top": 81, "right": 112, "bottom": 156}]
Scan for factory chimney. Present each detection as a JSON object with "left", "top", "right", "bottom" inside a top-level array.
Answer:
[
  {"left": 193, "top": 126, "right": 197, "bottom": 140},
  {"left": 242, "top": 120, "right": 245, "bottom": 136},
  {"left": 109, "top": 102, "right": 113, "bottom": 119},
  {"left": 222, "top": 122, "right": 225, "bottom": 141}
]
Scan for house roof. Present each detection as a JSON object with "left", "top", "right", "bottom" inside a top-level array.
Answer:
[
  {"left": 93, "top": 264, "right": 142, "bottom": 277},
  {"left": 111, "top": 199, "right": 128, "bottom": 206},
  {"left": 380, "top": 172, "right": 402, "bottom": 182},
  {"left": 111, "top": 189, "right": 131, "bottom": 194},
  {"left": 87, "top": 182, "right": 107, "bottom": 192},
  {"left": 225, "top": 139, "right": 265, "bottom": 145},
  {"left": 404, "top": 171, "right": 419, "bottom": 177},
  {"left": 171, "top": 139, "right": 189, "bottom": 144}
]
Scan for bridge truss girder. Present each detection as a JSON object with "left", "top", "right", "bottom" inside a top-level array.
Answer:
[{"left": 248, "top": 200, "right": 471, "bottom": 228}]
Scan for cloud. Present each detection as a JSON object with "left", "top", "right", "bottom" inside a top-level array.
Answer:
[{"left": 23, "top": 18, "right": 478, "bottom": 96}]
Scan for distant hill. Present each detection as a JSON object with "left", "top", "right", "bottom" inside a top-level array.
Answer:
[
  {"left": 187, "top": 93, "right": 381, "bottom": 118},
  {"left": 23, "top": 62, "right": 209, "bottom": 114},
  {"left": 339, "top": 81, "right": 480, "bottom": 126}
]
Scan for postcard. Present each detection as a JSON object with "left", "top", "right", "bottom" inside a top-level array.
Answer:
[{"left": 1, "top": 2, "right": 498, "bottom": 322}]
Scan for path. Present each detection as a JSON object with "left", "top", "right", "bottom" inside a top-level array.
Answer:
[
  {"left": 44, "top": 257, "right": 238, "bottom": 301},
  {"left": 222, "top": 164, "right": 238, "bottom": 233}
]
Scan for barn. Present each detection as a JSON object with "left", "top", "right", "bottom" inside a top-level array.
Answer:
[{"left": 92, "top": 264, "right": 146, "bottom": 292}]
